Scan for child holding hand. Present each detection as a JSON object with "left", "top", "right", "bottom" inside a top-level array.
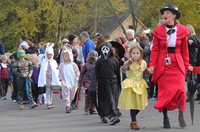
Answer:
[{"left": 118, "top": 44, "right": 148, "bottom": 130}]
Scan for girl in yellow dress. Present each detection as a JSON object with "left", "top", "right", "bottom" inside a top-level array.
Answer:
[{"left": 118, "top": 44, "right": 148, "bottom": 130}]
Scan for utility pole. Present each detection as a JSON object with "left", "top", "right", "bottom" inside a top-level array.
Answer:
[{"left": 94, "top": 0, "right": 98, "bottom": 34}]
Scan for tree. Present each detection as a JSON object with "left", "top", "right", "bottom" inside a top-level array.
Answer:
[
  {"left": 138, "top": 0, "right": 200, "bottom": 34},
  {"left": 0, "top": 0, "right": 127, "bottom": 52}
]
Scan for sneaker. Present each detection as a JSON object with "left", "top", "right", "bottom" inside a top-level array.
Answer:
[
  {"left": 84, "top": 108, "right": 90, "bottom": 115},
  {"left": 46, "top": 104, "right": 52, "bottom": 109},
  {"left": 90, "top": 108, "right": 97, "bottom": 114},
  {"left": 1, "top": 96, "right": 7, "bottom": 100},
  {"left": 29, "top": 103, "right": 38, "bottom": 109},
  {"left": 71, "top": 104, "right": 77, "bottom": 110},
  {"left": 109, "top": 117, "right": 120, "bottom": 125},
  {"left": 18, "top": 105, "right": 25, "bottom": 110},
  {"left": 66, "top": 106, "right": 71, "bottom": 113},
  {"left": 50, "top": 104, "right": 55, "bottom": 108},
  {"left": 100, "top": 116, "right": 108, "bottom": 123},
  {"left": 13, "top": 100, "right": 17, "bottom": 103}
]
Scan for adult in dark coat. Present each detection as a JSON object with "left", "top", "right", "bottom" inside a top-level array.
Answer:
[
  {"left": 0, "top": 41, "right": 5, "bottom": 56},
  {"left": 185, "top": 24, "right": 200, "bottom": 101},
  {"left": 95, "top": 42, "right": 121, "bottom": 125}
]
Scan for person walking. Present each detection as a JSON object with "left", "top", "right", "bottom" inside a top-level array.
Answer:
[
  {"left": 147, "top": 4, "right": 193, "bottom": 129},
  {"left": 80, "top": 31, "right": 95, "bottom": 62},
  {"left": 118, "top": 44, "right": 148, "bottom": 130}
]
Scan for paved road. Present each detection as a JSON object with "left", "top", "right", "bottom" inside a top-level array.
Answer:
[{"left": 0, "top": 89, "right": 200, "bottom": 132}]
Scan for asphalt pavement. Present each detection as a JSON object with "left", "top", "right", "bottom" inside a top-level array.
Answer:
[{"left": 0, "top": 89, "right": 200, "bottom": 132}]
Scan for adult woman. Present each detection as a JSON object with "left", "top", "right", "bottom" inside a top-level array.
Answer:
[
  {"left": 147, "top": 4, "right": 192, "bottom": 129},
  {"left": 185, "top": 24, "right": 200, "bottom": 101}
]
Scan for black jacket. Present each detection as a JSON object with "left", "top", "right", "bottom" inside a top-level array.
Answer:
[{"left": 188, "top": 35, "right": 200, "bottom": 66}]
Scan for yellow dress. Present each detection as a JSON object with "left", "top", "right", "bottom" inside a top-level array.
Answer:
[{"left": 118, "top": 60, "right": 148, "bottom": 110}]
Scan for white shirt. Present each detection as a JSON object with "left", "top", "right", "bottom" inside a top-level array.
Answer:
[
  {"left": 166, "top": 26, "right": 177, "bottom": 47},
  {"left": 18, "top": 41, "right": 29, "bottom": 50}
]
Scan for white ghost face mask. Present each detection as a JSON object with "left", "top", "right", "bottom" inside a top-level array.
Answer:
[{"left": 101, "top": 45, "right": 110, "bottom": 60}]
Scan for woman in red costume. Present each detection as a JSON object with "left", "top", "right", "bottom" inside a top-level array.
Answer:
[{"left": 147, "top": 4, "right": 193, "bottom": 129}]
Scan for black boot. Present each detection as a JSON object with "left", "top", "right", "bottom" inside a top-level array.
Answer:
[
  {"left": 195, "top": 94, "right": 200, "bottom": 101},
  {"left": 163, "top": 109, "right": 171, "bottom": 129},
  {"left": 178, "top": 110, "right": 186, "bottom": 128}
]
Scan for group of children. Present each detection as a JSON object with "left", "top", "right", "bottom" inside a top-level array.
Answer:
[{"left": 0, "top": 40, "right": 149, "bottom": 130}]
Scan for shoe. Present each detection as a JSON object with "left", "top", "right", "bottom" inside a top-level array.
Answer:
[
  {"left": 18, "top": 105, "right": 24, "bottom": 110},
  {"left": 29, "top": 103, "right": 38, "bottom": 109},
  {"left": 130, "top": 122, "right": 140, "bottom": 130},
  {"left": 100, "top": 116, "right": 108, "bottom": 123},
  {"left": 46, "top": 104, "right": 51, "bottom": 109},
  {"left": 84, "top": 108, "right": 90, "bottom": 115},
  {"left": 90, "top": 108, "right": 97, "bottom": 114},
  {"left": 109, "top": 117, "right": 120, "bottom": 125},
  {"left": 66, "top": 106, "right": 71, "bottom": 113},
  {"left": 71, "top": 104, "right": 77, "bottom": 110},
  {"left": 163, "top": 116, "right": 171, "bottom": 129},
  {"left": 50, "top": 104, "right": 55, "bottom": 108},
  {"left": 179, "top": 111, "right": 186, "bottom": 128},
  {"left": 1, "top": 96, "right": 7, "bottom": 100},
  {"left": 13, "top": 100, "right": 17, "bottom": 103},
  {"left": 195, "top": 94, "right": 200, "bottom": 101}
]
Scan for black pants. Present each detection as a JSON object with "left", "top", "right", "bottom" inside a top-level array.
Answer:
[
  {"left": 1, "top": 78, "right": 9, "bottom": 97},
  {"left": 11, "top": 75, "right": 18, "bottom": 100},
  {"left": 17, "top": 77, "right": 34, "bottom": 105}
]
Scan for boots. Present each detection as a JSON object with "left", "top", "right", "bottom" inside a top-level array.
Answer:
[
  {"left": 130, "top": 122, "right": 139, "bottom": 130},
  {"left": 163, "top": 116, "right": 171, "bottom": 129},
  {"left": 163, "top": 109, "right": 171, "bottom": 129},
  {"left": 178, "top": 111, "right": 186, "bottom": 128},
  {"left": 195, "top": 94, "right": 200, "bottom": 101}
]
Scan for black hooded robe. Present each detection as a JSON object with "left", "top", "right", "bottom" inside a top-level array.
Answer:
[{"left": 95, "top": 42, "right": 121, "bottom": 118}]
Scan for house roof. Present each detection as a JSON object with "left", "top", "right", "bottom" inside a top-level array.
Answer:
[
  {"left": 96, "top": 13, "right": 131, "bottom": 36},
  {"left": 85, "top": 13, "right": 131, "bottom": 37},
  {"left": 85, "top": 13, "right": 147, "bottom": 38}
]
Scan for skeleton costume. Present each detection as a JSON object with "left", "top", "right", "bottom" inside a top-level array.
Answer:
[
  {"left": 12, "top": 50, "right": 37, "bottom": 109},
  {"left": 95, "top": 42, "right": 121, "bottom": 125}
]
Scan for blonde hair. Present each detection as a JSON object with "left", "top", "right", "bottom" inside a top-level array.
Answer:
[
  {"left": 26, "top": 54, "right": 40, "bottom": 68},
  {"left": 128, "top": 43, "right": 143, "bottom": 64},
  {"left": 1, "top": 55, "right": 8, "bottom": 62},
  {"left": 185, "top": 24, "right": 196, "bottom": 35}
]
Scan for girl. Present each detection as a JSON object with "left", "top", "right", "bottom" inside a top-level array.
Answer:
[
  {"left": 59, "top": 48, "right": 80, "bottom": 113},
  {"left": 0, "top": 55, "right": 9, "bottom": 100},
  {"left": 26, "top": 54, "right": 40, "bottom": 103},
  {"left": 38, "top": 43, "right": 61, "bottom": 109},
  {"left": 118, "top": 44, "right": 148, "bottom": 130},
  {"left": 78, "top": 50, "right": 98, "bottom": 115}
]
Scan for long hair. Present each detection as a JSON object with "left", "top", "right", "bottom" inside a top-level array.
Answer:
[
  {"left": 26, "top": 54, "right": 40, "bottom": 68},
  {"left": 128, "top": 43, "right": 143, "bottom": 64},
  {"left": 185, "top": 24, "right": 196, "bottom": 35}
]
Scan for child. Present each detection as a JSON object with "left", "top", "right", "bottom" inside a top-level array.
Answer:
[
  {"left": 0, "top": 55, "right": 9, "bottom": 100},
  {"left": 9, "top": 53, "right": 18, "bottom": 102},
  {"left": 118, "top": 44, "right": 148, "bottom": 130},
  {"left": 78, "top": 50, "right": 98, "bottom": 115},
  {"left": 26, "top": 54, "right": 40, "bottom": 103},
  {"left": 58, "top": 48, "right": 80, "bottom": 113},
  {"left": 38, "top": 42, "right": 45, "bottom": 55},
  {"left": 38, "top": 43, "right": 60, "bottom": 109},
  {"left": 12, "top": 50, "right": 38, "bottom": 110},
  {"left": 95, "top": 42, "right": 121, "bottom": 125}
]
